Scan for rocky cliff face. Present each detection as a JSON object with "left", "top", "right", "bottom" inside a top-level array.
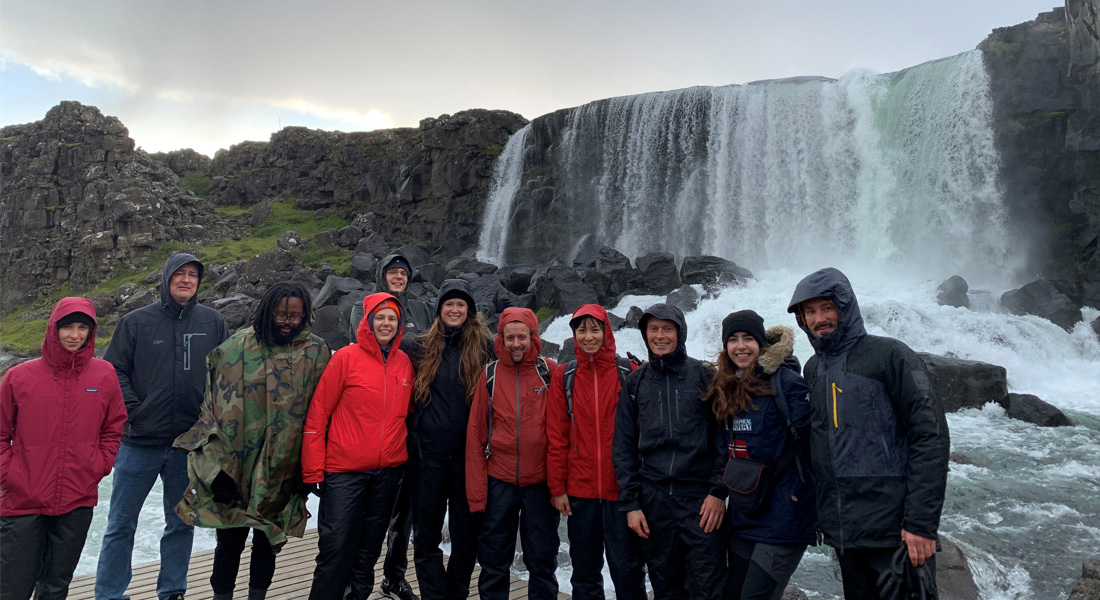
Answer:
[
  {"left": 0, "top": 102, "right": 228, "bottom": 314},
  {"left": 980, "top": 2, "right": 1100, "bottom": 308},
  {"left": 208, "top": 109, "right": 528, "bottom": 257}
]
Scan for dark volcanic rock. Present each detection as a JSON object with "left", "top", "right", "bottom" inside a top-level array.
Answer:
[
  {"left": 497, "top": 265, "right": 537, "bottom": 295},
  {"left": 635, "top": 253, "right": 680, "bottom": 295},
  {"left": 624, "top": 306, "right": 644, "bottom": 330},
  {"left": 208, "top": 110, "right": 528, "bottom": 257},
  {"left": 919, "top": 353, "right": 1008, "bottom": 412},
  {"left": 938, "top": 536, "right": 981, "bottom": 600},
  {"left": 1069, "top": 558, "right": 1100, "bottom": 600},
  {"left": 1001, "top": 392, "right": 1073, "bottom": 427},
  {"left": 528, "top": 265, "right": 599, "bottom": 315},
  {"left": 679, "top": 255, "right": 753, "bottom": 292},
  {"left": 349, "top": 252, "right": 379, "bottom": 283},
  {"left": 277, "top": 230, "right": 303, "bottom": 250},
  {"left": 148, "top": 148, "right": 211, "bottom": 178},
  {"left": 666, "top": 286, "right": 701, "bottom": 313},
  {"left": 212, "top": 293, "right": 255, "bottom": 330},
  {"left": 1092, "top": 316, "right": 1100, "bottom": 339},
  {"left": 312, "top": 305, "right": 349, "bottom": 350},
  {"left": 937, "top": 275, "right": 971, "bottom": 308},
  {"left": 0, "top": 101, "right": 229, "bottom": 314},
  {"left": 1001, "top": 279, "right": 1084, "bottom": 331},
  {"left": 313, "top": 276, "right": 364, "bottom": 308},
  {"left": 574, "top": 246, "right": 638, "bottom": 295}
]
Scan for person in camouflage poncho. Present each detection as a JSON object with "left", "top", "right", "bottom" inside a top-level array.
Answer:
[{"left": 174, "top": 283, "right": 330, "bottom": 600}]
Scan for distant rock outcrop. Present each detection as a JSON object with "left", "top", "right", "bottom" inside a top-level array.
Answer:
[
  {"left": 0, "top": 102, "right": 229, "bottom": 314},
  {"left": 208, "top": 110, "right": 528, "bottom": 258}
]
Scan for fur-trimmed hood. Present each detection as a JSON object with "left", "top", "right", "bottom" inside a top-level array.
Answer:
[{"left": 757, "top": 325, "right": 796, "bottom": 375}]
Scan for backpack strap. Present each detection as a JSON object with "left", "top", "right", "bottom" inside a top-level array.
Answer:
[
  {"left": 535, "top": 356, "right": 551, "bottom": 388},
  {"left": 771, "top": 371, "right": 808, "bottom": 482},
  {"left": 483, "top": 360, "right": 499, "bottom": 460},
  {"left": 562, "top": 360, "right": 579, "bottom": 418},
  {"left": 615, "top": 356, "right": 632, "bottom": 388}
]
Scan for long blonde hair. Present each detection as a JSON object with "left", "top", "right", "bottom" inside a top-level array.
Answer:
[
  {"left": 706, "top": 349, "right": 774, "bottom": 422},
  {"left": 413, "top": 312, "right": 493, "bottom": 406}
]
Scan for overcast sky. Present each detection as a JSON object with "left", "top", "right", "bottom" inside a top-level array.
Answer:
[{"left": 0, "top": 0, "right": 1059, "bottom": 157}]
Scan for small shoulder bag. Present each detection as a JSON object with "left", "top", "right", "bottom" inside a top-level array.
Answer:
[{"left": 723, "top": 372, "right": 799, "bottom": 516}]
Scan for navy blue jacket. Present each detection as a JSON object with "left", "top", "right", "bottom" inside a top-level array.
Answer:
[
  {"left": 104, "top": 253, "right": 229, "bottom": 446},
  {"left": 788, "top": 268, "right": 949, "bottom": 550}
]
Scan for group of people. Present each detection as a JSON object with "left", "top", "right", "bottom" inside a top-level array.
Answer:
[{"left": 0, "top": 248, "right": 951, "bottom": 600}]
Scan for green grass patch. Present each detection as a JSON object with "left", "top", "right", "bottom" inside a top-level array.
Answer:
[
  {"left": 215, "top": 205, "right": 252, "bottom": 217},
  {"left": 485, "top": 144, "right": 503, "bottom": 159},
  {"left": 535, "top": 307, "right": 555, "bottom": 323},
  {"left": 291, "top": 246, "right": 355, "bottom": 276},
  {"left": 254, "top": 201, "right": 348, "bottom": 238},
  {"left": 1, "top": 135, "right": 22, "bottom": 143},
  {"left": 179, "top": 171, "right": 214, "bottom": 199},
  {"left": 0, "top": 316, "right": 48, "bottom": 355}
]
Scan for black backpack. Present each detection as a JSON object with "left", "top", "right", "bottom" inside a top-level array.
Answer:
[{"left": 482, "top": 356, "right": 552, "bottom": 459}]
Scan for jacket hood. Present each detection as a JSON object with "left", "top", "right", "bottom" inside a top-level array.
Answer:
[
  {"left": 160, "top": 253, "right": 204, "bottom": 314},
  {"left": 494, "top": 307, "right": 542, "bottom": 366},
  {"left": 787, "top": 267, "right": 866, "bottom": 354},
  {"left": 377, "top": 251, "right": 412, "bottom": 295},
  {"left": 357, "top": 292, "right": 405, "bottom": 358},
  {"left": 43, "top": 297, "right": 98, "bottom": 373},
  {"left": 570, "top": 304, "right": 617, "bottom": 366},
  {"left": 638, "top": 303, "right": 688, "bottom": 368},
  {"left": 436, "top": 278, "right": 478, "bottom": 316},
  {"left": 757, "top": 325, "right": 796, "bottom": 375}
]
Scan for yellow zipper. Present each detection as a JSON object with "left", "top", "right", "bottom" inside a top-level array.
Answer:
[{"left": 832, "top": 382, "right": 842, "bottom": 428}]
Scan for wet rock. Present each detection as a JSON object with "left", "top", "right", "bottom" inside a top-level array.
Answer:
[
  {"left": 349, "top": 253, "right": 379, "bottom": 283},
  {"left": 445, "top": 257, "right": 498, "bottom": 277},
  {"left": 781, "top": 588, "right": 808, "bottom": 600},
  {"left": 336, "top": 225, "right": 362, "bottom": 249},
  {"left": 118, "top": 286, "right": 158, "bottom": 313},
  {"left": 311, "top": 305, "right": 349, "bottom": 350},
  {"left": 467, "top": 274, "right": 513, "bottom": 313},
  {"left": 1092, "top": 316, "right": 1100, "bottom": 340},
  {"left": 938, "top": 536, "right": 980, "bottom": 600},
  {"left": 212, "top": 293, "right": 255, "bottom": 330},
  {"left": 497, "top": 265, "right": 537, "bottom": 295},
  {"left": 529, "top": 265, "right": 599, "bottom": 315},
  {"left": 624, "top": 306, "right": 644, "bottom": 330},
  {"left": 607, "top": 312, "right": 625, "bottom": 331},
  {"left": 240, "top": 248, "right": 307, "bottom": 289},
  {"left": 355, "top": 233, "right": 389, "bottom": 257},
  {"left": 666, "top": 286, "right": 700, "bottom": 313},
  {"left": 1068, "top": 558, "right": 1100, "bottom": 600},
  {"left": 397, "top": 244, "right": 432, "bottom": 270},
  {"left": 1000, "top": 393, "right": 1073, "bottom": 427},
  {"left": 937, "top": 275, "right": 970, "bottom": 308},
  {"left": 1001, "top": 279, "right": 1083, "bottom": 331},
  {"left": 541, "top": 340, "right": 561, "bottom": 362},
  {"left": 557, "top": 338, "right": 575, "bottom": 363},
  {"left": 276, "top": 230, "right": 303, "bottom": 251},
  {"left": 635, "top": 252, "right": 680, "bottom": 295},
  {"left": 919, "top": 353, "right": 1008, "bottom": 412},
  {"left": 313, "top": 276, "right": 364, "bottom": 308},
  {"left": 250, "top": 202, "right": 272, "bottom": 228},
  {"left": 679, "top": 255, "right": 753, "bottom": 292},
  {"left": 417, "top": 263, "right": 446, "bottom": 289},
  {"left": 574, "top": 246, "right": 637, "bottom": 295}
]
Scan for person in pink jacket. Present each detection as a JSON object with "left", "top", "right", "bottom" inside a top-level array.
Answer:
[{"left": 0, "top": 297, "right": 127, "bottom": 600}]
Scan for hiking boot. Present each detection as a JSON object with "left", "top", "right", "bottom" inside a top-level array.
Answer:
[
  {"left": 379, "top": 578, "right": 419, "bottom": 600},
  {"left": 161, "top": 595, "right": 185, "bottom": 600}
]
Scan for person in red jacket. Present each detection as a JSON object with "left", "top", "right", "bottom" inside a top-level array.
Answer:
[
  {"left": 466, "top": 307, "right": 560, "bottom": 600},
  {"left": 0, "top": 297, "right": 127, "bottom": 600},
  {"left": 546, "top": 305, "right": 646, "bottom": 600},
  {"left": 301, "top": 293, "right": 414, "bottom": 600}
]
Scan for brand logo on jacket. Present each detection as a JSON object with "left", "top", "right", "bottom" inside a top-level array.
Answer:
[
  {"left": 731, "top": 418, "right": 753, "bottom": 432},
  {"left": 152, "top": 340, "right": 165, "bottom": 345},
  {"left": 85, "top": 388, "right": 98, "bottom": 392}
]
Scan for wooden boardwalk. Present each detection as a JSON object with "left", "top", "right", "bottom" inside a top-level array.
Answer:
[{"left": 69, "top": 529, "right": 570, "bottom": 599}]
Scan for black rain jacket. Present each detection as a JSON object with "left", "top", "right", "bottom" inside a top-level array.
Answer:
[
  {"left": 348, "top": 251, "right": 435, "bottom": 348},
  {"left": 613, "top": 304, "right": 725, "bottom": 512},
  {"left": 104, "top": 253, "right": 229, "bottom": 446},
  {"left": 787, "top": 268, "right": 949, "bottom": 550}
]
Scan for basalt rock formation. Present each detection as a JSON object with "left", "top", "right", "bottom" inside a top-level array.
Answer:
[{"left": 0, "top": 102, "right": 229, "bottom": 315}]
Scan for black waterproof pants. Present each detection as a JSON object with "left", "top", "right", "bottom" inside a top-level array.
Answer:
[
  {"left": 412, "top": 454, "right": 479, "bottom": 600},
  {"left": 836, "top": 546, "right": 938, "bottom": 600},
  {"left": 725, "top": 537, "right": 806, "bottom": 600},
  {"left": 477, "top": 478, "right": 559, "bottom": 600},
  {"left": 309, "top": 468, "right": 402, "bottom": 600},
  {"left": 210, "top": 527, "right": 276, "bottom": 594},
  {"left": 567, "top": 497, "right": 647, "bottom": 600},
  {"left": 0, "top": 507, "right": 93, "bottom": 600},
  {"left": 639, "top": 483, "right": 726, "bottom": 600},
  {"left": 382, "top": 473, "right": 415, "bottom": 583}
]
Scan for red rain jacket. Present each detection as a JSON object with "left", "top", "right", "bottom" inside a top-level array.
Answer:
[
  {"left": 546, "top": 305, "right": 636, "bottom": 501},
  {"left": 302, "top": 293, "right": 413, "bottom": 482},
  {"left": 466, "top": 307, "right": 558, "bottom": 512},
  {"left": 1, "top": 297, "right": 126, "bottom": 516}
]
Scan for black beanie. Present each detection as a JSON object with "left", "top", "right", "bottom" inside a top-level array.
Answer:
[
  {"left": 384, "top": 256, "right": 412, "bottom": 274},
  {"left": 57, "top": 312, "right": 95, "bottom": 330},
  {"left": 721, "top": 310, "right": 767, "bottom": 347}
]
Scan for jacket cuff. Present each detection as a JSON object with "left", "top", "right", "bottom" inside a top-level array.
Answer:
[
  {"left": 709, "top": 485, "right": 728, "bottom": 500},
  {"left": 618, "top": 497, "right": 641, "bottom": 512}
]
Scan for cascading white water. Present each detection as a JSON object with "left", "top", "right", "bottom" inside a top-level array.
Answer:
[{"left": 479, "top": 51, "right": 1013, "bottom": 285}]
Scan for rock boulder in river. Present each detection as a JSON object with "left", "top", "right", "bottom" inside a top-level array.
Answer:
[{"left": 919, "top": 353, "right": 1008, "bottom": 412}]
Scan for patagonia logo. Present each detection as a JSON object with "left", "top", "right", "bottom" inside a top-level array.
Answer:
[
  {"left": 152, "top": 340, "right": 166, "bottom": 345},
  {"left": 731, "top": 418, "right": 753, "bottom": 432},
  {"left": 85, "top": 388, "right": 98, "bottom": 392}
]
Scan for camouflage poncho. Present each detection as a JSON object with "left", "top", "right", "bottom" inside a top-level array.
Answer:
[{"left": 174, "top": 326, "right": 331, "bottom": 549}]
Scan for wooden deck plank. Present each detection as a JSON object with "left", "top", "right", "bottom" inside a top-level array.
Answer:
[{"left": 68, "top": 529, "right": 570, "bottom": 599}]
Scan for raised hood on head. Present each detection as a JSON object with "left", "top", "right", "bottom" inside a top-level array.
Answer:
[
  {"left": 495, "top": 307, "right": 542, "bottom": 365},
  {"left": 43, "top": 296, "right": 98, "bottom": 372},
  {"left": 787, "top": 267, "right": 867, "bottom": 353}
]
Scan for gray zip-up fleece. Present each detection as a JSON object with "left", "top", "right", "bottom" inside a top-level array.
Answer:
[{"left": 104, "top": 253, "right": 229, "bottom": 446}]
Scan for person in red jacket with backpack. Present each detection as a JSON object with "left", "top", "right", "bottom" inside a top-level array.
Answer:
[
  {"left": 546, "top": 305, "right": 646, "bottom": 600},
  {"left": 1, "top": 297, "right": 127, "bottom": 600},
  {"left": 302, "top": 293, "right": 414, "bottom": 600},
  {"left": 466, "top": 307, "right": 559, "bottom": 600}
]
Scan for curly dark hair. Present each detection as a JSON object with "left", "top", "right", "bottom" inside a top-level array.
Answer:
[{"left": 251, "top": 282, "right": 313, "bottom": 348}]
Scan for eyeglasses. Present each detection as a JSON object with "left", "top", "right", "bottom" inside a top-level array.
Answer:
[
  {"left": 273, "top": 313, "right": 305, "bottom": 325},
  {"left": 386, "top": 268, "right": 409, "bottom": 277}
]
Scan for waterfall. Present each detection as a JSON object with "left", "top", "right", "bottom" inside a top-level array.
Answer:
[{"left": 479, "top": 50, "right": 1013, "bottom": 285}]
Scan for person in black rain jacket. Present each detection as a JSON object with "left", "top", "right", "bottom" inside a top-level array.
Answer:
[
  {"left": 612, "top": 303, "right": 726, "bottom": 600},
  {"left": 787, "top": 268, "right": 949, "bottom": 600}
]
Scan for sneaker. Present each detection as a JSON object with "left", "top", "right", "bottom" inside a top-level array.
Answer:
[{"left": 379, "top": 578, "right": 419, "bottom": 600}]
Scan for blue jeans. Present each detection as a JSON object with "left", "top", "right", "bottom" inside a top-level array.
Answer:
[{"left": 94, "top": 442, "right": 193, "bottom": 600}]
